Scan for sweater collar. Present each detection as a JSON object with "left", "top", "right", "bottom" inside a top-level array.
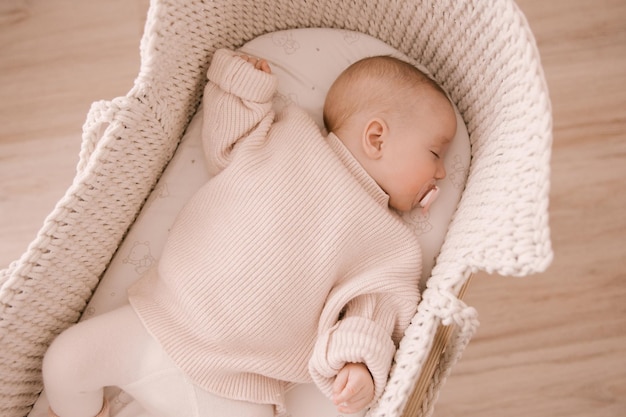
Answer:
[{"left": 327, "top": 133, "right": 390, "bottom": 208}]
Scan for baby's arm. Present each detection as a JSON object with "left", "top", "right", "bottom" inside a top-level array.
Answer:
[
  {"left": 201, "top": 49, "right": 277, "bottom": 174},
  {"left": 309, "top": 291, "right": 418, "bottom": 413}
]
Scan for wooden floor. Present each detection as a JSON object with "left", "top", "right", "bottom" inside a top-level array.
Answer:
[{"left": 1, "top": 1, "right": 625, "bottom": 416}]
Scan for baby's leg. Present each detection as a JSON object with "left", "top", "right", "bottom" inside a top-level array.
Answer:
[
  {"left": 43, "top": 303, "right": 276, "bottom": 417},
  {"left": 119, "top": 367, "right": 275, "bottom": 417},
  {"left": 42, "top": 304, "right": 153, "bottom": 417}
]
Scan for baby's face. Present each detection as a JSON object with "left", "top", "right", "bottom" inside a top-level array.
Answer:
[{"left": 378, "top": 92, "right": 457, "bottom": 212}]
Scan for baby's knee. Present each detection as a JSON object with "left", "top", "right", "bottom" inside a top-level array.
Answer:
[{"left": 42, "top": 325, "right": 91, "bottom": 387}]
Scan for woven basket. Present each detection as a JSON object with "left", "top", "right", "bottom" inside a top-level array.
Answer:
[{"left": 0, "top": 1, "right": 553, "bottom": 416}]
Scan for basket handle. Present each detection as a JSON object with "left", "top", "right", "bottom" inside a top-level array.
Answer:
[
  {"left": 413, "top": 288, "right": 479, "bottom": 417},
  {"left": 429, "top": 288, "right": 479, "bottom": 329},
  {"left": 77, "top": 98, "right": 122, "bottom": 173},
  {"left": 426, "top": 287, "right": 479, "bottom": 364}
]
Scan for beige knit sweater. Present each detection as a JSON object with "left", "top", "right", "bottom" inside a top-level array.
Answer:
[{"left": 128, "top": 49, "right": 422, "bottom": 413}]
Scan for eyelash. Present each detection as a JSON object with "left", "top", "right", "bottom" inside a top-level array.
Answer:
[{"left": 431, "top": 151, "right": 440, "bottom": 159}]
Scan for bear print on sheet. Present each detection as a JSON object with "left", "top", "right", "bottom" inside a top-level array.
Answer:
[
  {"left": 342, "top": 29, "right": 360, "bottom": 44},
  {"left": 272, "top": 32, "right": 300, "bottom": 54},
  {"left": 143, "top": 182, "right": 170, "bottom": 211},
  {"left": 449, "top": 154, "right": 469, "bottom": 189},
  {"left": 123, "top": 241, "right": 156, "bottom": 275},
  {"left": 402, "top": 210, "right": 434, "bottom": 236}
]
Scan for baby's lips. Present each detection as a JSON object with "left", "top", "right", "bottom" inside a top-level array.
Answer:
[{"left": 419, "top": 185, "right": 439, "bottom": 214}]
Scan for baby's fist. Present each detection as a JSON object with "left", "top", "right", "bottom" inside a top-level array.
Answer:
[{"left": 332, "top": 363, "right": 374, "bottom": 414}]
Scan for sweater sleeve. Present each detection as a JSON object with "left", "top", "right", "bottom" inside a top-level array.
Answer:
[
  {"left": 201, "top": 48, "right": 278, "bottom": 175},
  {"left": 309, "top": 291, "right": 419, "bottom": 406}
]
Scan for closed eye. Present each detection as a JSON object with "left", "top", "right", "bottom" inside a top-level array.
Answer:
[{"left": 430, "top": 151, "right": 440, "bottom": 159}]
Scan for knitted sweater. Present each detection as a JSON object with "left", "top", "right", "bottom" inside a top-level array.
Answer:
[{"left": 128, "top": 49, "right": 422, "bottom": 413}]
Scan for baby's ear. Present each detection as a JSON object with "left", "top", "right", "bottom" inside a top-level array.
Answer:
[{"left": 362, "top": 118, "right": 387, "bottom": 159}]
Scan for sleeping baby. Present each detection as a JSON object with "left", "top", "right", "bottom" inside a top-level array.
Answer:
[{"left": 43, "top": 48, "right": 456, "bottom": 417}]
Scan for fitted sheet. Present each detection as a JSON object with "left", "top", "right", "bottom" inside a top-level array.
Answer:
[{"left": 29, "top": 28, "right": 469, "bottom": 417}]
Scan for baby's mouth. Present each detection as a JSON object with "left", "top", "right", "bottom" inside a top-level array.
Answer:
[{"left": 416, "top": 182, "right": 440, "bottom": 214}]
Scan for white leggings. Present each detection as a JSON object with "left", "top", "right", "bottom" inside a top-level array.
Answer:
[{"left": 42, "top": 304, "right": 274, "bottom": 417}]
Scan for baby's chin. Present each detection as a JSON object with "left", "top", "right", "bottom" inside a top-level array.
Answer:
[{"left": 388, "top": 198, "right": 415, "bottom": 213}]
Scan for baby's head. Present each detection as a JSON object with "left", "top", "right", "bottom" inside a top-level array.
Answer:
[{"left": 323, "top": 56, "right": 457, "bottom": 212}]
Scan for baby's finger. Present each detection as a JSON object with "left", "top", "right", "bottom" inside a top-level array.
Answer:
[
  {"left": 336, "top": 392, "right": 370, "bottom": 414},
  {"left": 336, "top": 383, "right": 374, "bottom": 411},
  {"left": 332, "top": 368, "right": 350, "bottom": 398},
  {"left": 334, "top": 382, "right": 363, "bottom": 406},
  {"left": 256, "top": 59, "right": 272, "bottom": 74}
]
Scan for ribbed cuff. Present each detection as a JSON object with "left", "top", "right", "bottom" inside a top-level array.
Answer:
[
  {"left": 207, "top": 48, "right": 277, "bottom": 103},
  {"left": 309, "top": 316, "right": 396, "bottom": 403}
]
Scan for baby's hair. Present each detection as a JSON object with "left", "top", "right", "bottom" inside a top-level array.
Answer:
[{"left": 323, "top": 55, "right": 446, "bottom": 133}]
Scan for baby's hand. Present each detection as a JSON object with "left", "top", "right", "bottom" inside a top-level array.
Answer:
[
  {"left": 332, "top": 363, "right": 375, "bottom": 414},
  {"left": 237, "top": 54, "right": 272, "bottom": 74}
]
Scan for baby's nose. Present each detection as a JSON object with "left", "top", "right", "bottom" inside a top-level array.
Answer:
[{"left": 435, "top": 162, "right": 446, "bottom": 180}]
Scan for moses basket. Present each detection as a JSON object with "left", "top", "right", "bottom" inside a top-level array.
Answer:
[{"left": 0, "top": 0, "right": 553, "bottom": 416}]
